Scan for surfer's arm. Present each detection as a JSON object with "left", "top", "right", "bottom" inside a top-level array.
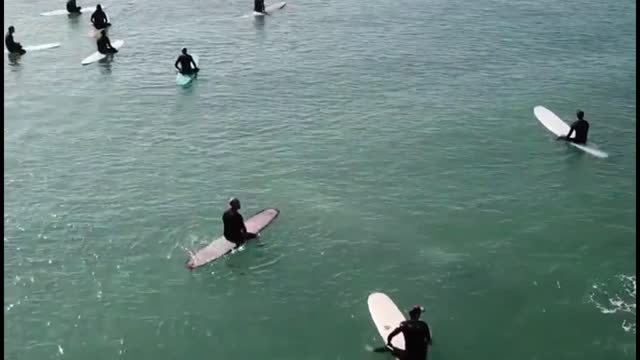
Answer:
[
  {"left": 386, "top": 327, "right": 402, "bottom": 345},
  {"left": 557, "top": 121, "right": 577, "bottom": 140},
  {"left": 566, "top": 127, "right": 575, "bottom": 139},
  {"left": 557, "top": 127, "right": 573, "bottom": 140},
  {"left": 6, "top": 35, "right": 17, "bottom": 48},
  {"left": 190, "top": 58, "right": 199, "bottom": 71},
  {"left": 174, "top": 58, "right": 181, "bottom": 71},
  {"left": 559, "top": 123, "right": 577, "bottom": 140},
  {"left": 236, "top": 214, "right": 247, "bottom": 234}
]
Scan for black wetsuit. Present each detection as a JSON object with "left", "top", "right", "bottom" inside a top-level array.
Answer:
[
  {"left": 566, "top": 119, "right": 589, "bottom": 145},
  {"left": 223, "top": 209, "right": 247, "bottom": 245},
  {"left": 5, "top": 32, "right": 25, "bottom": 54},
  {"left": 91, "top": 9, "right": 109, "bottom": 29},
  {"left": 96, "top": 35, "right": 117, "bottom": 54},
  {"left": 254, "top": 0, "right": 265, "bottom": 13},
  {"left": 66, "top": 0, "right": 82, "bottom": 13},
  {"left": 388, "top": 320, "right": 432, "bottom": 360},
  {"left": 175, "top": 54, "right": 198, "bottom": 75}
]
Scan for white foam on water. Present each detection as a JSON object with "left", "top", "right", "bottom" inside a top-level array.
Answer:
[
  {"left": 622, "top": 319, "right": 635, "bottom": 333},
  {"left": 588, "top": 274, "right": 636, "bottom": 333}
]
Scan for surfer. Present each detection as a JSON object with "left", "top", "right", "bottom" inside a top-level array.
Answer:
[
  {"left": 557, "top": 110, "right": 589, "bottom": 145},
  {"left": 90, "top": 4, "right": 110, "bottom": 29},
  {"left": 96, "top": 30, "right": 118, "bottom": 54},
  {"left": 66, "top": 0, "right": 82, "bottom": 13},
  {"left": 223, "top": 198, "right": 257, "bottom": 247},
  {"left": 387, "top": 305, "right": 432, "bottom": 360},
  {"left": 254, "top": 0, "right": 268, "bottom": 14},
  {"left": 5, "top": 26, "right": 25, "bottom": 55},
  {"left": 174, "top": 48, "right": 199, "bottom": 75}
]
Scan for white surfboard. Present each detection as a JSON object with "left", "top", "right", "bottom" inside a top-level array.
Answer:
[
  {"left": 186, "top": 208, "right": 280, "bottom": 269},
  {"left": 176, "top": 55, "right": 199, "bottom": 87},
  {"left": 81, "top": 39, "right": 124, "bottom": 65},
  {"left": 40, "top": 6, "right": 99, "bottom": 16},
  {"left": 368, "top": 292, "right": 406, "bottom": 354},
  {"left": 242, "top": 1, "right": 286, "bottom": 17},
  {"left": 533, "top": 106, "right": 608, "bottom": 159},
  {"left": 5, "top": 42, "right": 60, "bottom": 54}
]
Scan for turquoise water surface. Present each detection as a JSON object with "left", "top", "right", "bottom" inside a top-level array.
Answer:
[{"left": 4, "top": 0, "right": 635, "bottom": 358}]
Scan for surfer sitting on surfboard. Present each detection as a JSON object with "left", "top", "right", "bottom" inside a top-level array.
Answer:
[
  {"left": 66, "top": 0, "right": 82, "bottom": 13},
  {"left": 387, "top": 305, "right": 432, "bottom": 360},
  {"left": 91, "top": 4, "right": 110, "bottom": 30},
  {"left": 174, "top": 48, "right": 199, "bottom": 75},
  {"left": 5, "top": 27, "right": 26, "bottom": 55},
  {"left": 254, "top": 0, "right": 268, "bottom": 14},
  {"left": 96, "top": 30, "right": 118, "bottom": 54},
  {"left": 223, "top": 198, "right": 257, "bottom": 247},
  {"left": 557, "top": 110, "right": 589, "bottom": 145}
]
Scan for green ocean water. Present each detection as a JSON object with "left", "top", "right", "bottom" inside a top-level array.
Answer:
[{"left": 4, "top": 0, "right": 636, "bottom": 358}]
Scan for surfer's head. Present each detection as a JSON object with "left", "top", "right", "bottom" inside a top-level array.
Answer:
[
  {"left": 409, "top": 305, "right": 423, "bottom": 319},
  {"left": 96, "top": 4, "right": 102, "bottom": 10},
  {"left": 229, "top": 198, "right": 241, "bottom": 210},
  {"left": 8, "top": 26, "right": 14, "bottom": 33},
  {"left": 576, "top": 110, "right": 584, "bottom": 120},
  {"left": 182, "top": 48, "right": 188, "bottom": 55},
  {"left": 100, "top": 29, "right": 106, "bottom": 36}
]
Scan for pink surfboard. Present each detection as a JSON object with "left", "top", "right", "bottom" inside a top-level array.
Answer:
[{"left": 186, "top": 208, "right": 279, "bottom": 269}]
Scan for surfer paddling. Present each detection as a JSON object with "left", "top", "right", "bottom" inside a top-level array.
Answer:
[
  {"left": 557, "top": 110, "right": 589, "bottom": 145},
  {"left": 387, "top": 305, "right": 432, "bottom": 360},
  {"left": 223, "top": 198, "right": 257, "bottom": 247},
  {"left": 174, "top": 48, "right": 199, "bottom": 75}
]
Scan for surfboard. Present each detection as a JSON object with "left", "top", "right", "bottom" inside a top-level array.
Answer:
[
  {"left": 186, "top": 208, "right": 280, "bottom": 269},
  {"left": 242, "top": 1, "right": 286, "bottom": 17},
  {"left": 40, "top": 6, "right": 99, "bottom": 16},
  {"left": 4, "top": 43, "right": 60, "bottom": 54},
  {"left": 176, "top": 55, "right": 199, "bottom": 87},
  {"left": 81, "top": 39, "right": 124, "bottom": 65},
  {"left": 533, "top": 106, "right": 608, "bottom": 159},
  {"left": 368, "top": 292, "right": 406, "bottom": 355}
]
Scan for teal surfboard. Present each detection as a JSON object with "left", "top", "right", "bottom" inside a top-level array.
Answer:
[{"left": 176, "top": 55, "right": 199, "bottom": 87}]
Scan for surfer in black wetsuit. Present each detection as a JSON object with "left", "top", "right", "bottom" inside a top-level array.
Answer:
[
  {"left": 96, "top": 30, "right": 117, "bottom": 54},
  {"left": 557, "top": 110, "right": 589, "bottom": 145},
  {"left": 222, "top": 198, "right": 257, "bottom": 246},
  {"left": 387, "top": 305, "right": 432, "bottom": 360},
  {"left": 5, "top": 26, "right": 25, "bottom": 55},
  {"left": 174, "top": 48, "right": 199, "bottom": 75},
  {"left": 66, "top": 0, "right": 82, "bottom": 13},
  {"left": 254, "top": 0, "right": 268, "bottom": 14},
  {"left": 91, "top": 4, "right": 110, "bottom": 30}
]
